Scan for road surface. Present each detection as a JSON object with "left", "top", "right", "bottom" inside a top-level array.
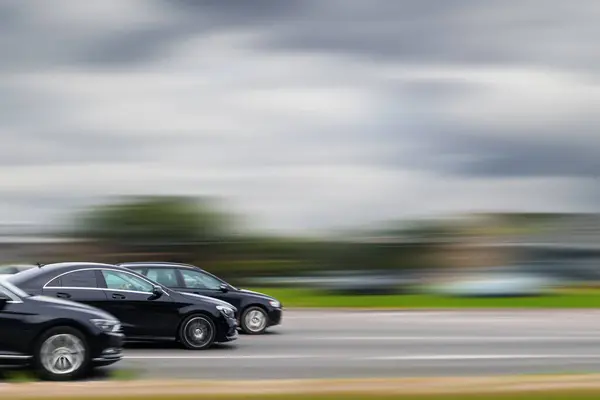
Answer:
[{"left": 116, "top": 310, "right": 600, "bottom": 379}]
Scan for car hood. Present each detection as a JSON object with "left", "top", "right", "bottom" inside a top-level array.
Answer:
[
  {"left": 177, "top": 292, "right": 237, "bottom": 311},
  {"left": 238, "top": 288, "right": 277, "bottom": 302},
  {"left": 28, "top": 295, "right": 117, "bottom": 320}
]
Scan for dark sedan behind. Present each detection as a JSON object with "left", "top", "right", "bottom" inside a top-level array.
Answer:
[{"left": 120, "top": 262, "right": 282, "bottom": 334}]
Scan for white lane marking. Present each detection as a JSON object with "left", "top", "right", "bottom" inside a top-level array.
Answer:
[
  {"left": 368, "top": 354, "right": 600, "bottom": 361},
  {"left": 124, "top": 354, "right": 600, "bottom": 361},
  {"left": 283, "top": 312, "right": 497, "bottom": 319},
  {"left": 300, "top": 336, "right": 600, "bottom": 342},
  {"left": 125, "top": 354, "right": 315, "bottom": 360},
  {"left": 284, "top": 311, "right": 600, "bottom": 317},
  {"left": 283, "top": 313, "right": 490, "bottom": 319}
]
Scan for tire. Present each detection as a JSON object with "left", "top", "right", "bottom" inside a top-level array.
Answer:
[
  {"left": 33, "top": 326, "right": 90, "bottom": 381},
  {"left": 178, "top": 314, "right": 216, "bottom": 350},
  {"left": 240, "top": 306, "right": 268, "bottom": 335}
]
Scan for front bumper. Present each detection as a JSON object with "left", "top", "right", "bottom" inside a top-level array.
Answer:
[
  {"left": 267, "top": 308, "right": 282, "bottom": 327},
  {"left": 226, "top": 328, "right": 238, "bottom": 341},
  {"left": 216, "top": 316, "right": 239, "bottom": 343},
  {"left": 92, "top": 332, "right": 125, "bottom": 366}
]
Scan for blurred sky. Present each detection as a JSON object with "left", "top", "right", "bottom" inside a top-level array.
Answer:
[{"left": 1, "top": 0, "right": 599, "bottom": 234}]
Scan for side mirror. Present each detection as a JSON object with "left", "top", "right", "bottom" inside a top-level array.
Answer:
[
  {"left": 219, "top": 283, "right": 229, "bottom": 293},
  {"left": 149, "top": 285, "right": 164, "bottom": 299}
]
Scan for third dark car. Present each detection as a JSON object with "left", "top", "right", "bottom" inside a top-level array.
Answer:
[
  {"left": 0, "top": 277, "right": 123, "bottom": 380},
  {"left": 119, "top": 262, "right": 282, "bottom": 334}
]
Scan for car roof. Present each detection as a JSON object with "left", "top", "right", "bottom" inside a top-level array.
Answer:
[
  {"left": 41, "top": 261, "right": 119, "bottom": 271},
  {"left": 119, "top": 261, "right": 199, "bottom": 270},
  {"left": 8, "top": 261, "right": 128, "bottom": 286}
]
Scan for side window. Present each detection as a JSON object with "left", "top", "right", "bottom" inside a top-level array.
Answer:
[
  {"left": 129, "top": 268, "right": 147, "bottom": 275},
  {"left": 46, "top": 277, "right": 62, "bottom": 287},
  {"left": 61, "top": 270, "right": 98, "bottom": 288},
  {"left": 181, "top": 270, "right": 222, "bottom": 290},
  {"left": 145, "top": 268, "right": 179, "bottom": 287},
  {"left": 101, "top": 270, "right": 154, "bottom": 293}
]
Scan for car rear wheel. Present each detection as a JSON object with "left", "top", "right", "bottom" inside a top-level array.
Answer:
[
  {"left": 34, "top": 326, "right": 90, "bottom": 381},
  {"left": 240, "top": 306, "right": 268, "bottom": 334},
  {"left": 178, "top": 314, "right": 216, "bottom": 350}
]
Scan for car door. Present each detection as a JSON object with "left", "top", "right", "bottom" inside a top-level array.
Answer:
[
  {"left": 0, "top": 288, "right": 29, "bottom": 359},
  {"left": 98, "top": 269, "right": 179, "bottom": 338},
  {"left": 178, "top": 268, "right": 242, "bottom": 310},
  {"left": 42, "top": 269, "right": 108, "bottom": 310}
]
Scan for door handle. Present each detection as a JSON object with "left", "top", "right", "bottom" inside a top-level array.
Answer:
[
  {"left": 56, "top": 292, "right": 71, "bottom": 299},
  {"left": 112, "top": 293, "right": 126, "bottom": 300}
]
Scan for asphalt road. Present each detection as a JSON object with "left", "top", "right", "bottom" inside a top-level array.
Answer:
[{"left": 116, "top": 310, "right": 600, "bottom": 379}]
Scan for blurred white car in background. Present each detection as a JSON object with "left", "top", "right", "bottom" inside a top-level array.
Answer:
[{"left": 430, "top": 266, "right": 560, "bottom": 297}]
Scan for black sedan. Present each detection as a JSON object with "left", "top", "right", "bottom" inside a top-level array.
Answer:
[
  {"left": 7, "top": 262, "right": 238, "bottom": 350},
  {"left": 0, "top": 277, "right": 124, "bottom": 380},
  {"left": 119, "top": 262, "right": 282, "bottom": 335}
]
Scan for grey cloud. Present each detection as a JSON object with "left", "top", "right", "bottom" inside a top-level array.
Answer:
[
  {"left": 425, "top": 131, "right": 600, "bottom": 178},
  {"left": 247, "top": 0, "right": 600, "bottom": 74},
  {"left": 166, "top": 0, "right": 300, "bottom": 20},
  {"left": 1, "top": 0, "right": 599, "bottom": 230},
  {"left": 82, "top": 0, "right": 303, "bottom": 66},
  {"left": 74, "top": 28, "right": 182, "bottom": 67},
  {"left": 375, "top": 106, "right": 600, "bottom": 178},
  {"left": 0, "top": 132, "right": 154, "bottom": 167},
  {"left": 0, "top": 0, "right": 301, "bottom": 69},
  {"left": 359, "top": 72, "right": 600, "bottom": 179},
  {"left": 0, "top": 1, "right": 170, "bottom": 69},
  {"left": 3, "top": 0, "right": 599, "bottom": 71},
  {"left": 0, "top": 85, "right": 157, "bottom": 166},
  {"left": 2, "top": 0, "right": 597, "bottom": 179}
]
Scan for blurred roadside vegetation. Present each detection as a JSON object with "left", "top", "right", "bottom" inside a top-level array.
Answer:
[
  {"left": 6, "top": 195, "right": 600, "bottom": 303},
  {"left": 247, "top": 287, "right": 600, "bottom": 308},
  {"left": 67, "top": 196, "right": 438, "bottom": 283}
]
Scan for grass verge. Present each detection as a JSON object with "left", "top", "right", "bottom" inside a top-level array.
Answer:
[
  {"left": 7, "top": 376, "right": 600, "bottom": 399},
  {"left": 11, "top": 394, "right": 600, "bottom": 400},
  {"left": 249, "top": 287, "right": 600, "bottom": 308}
]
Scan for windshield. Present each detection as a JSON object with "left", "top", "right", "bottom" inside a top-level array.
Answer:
[
  {"left": 199, "top": 269, "right": 236, "bottom": 291},
  {"left": 0, "top": 278, "right": 30, "bottom": 299}
]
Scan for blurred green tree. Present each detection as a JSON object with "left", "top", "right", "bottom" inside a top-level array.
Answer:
[{"left": 75, "top": 196, "right": 233, "bottom": 262}]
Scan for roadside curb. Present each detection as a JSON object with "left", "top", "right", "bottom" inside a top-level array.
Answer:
[{"left": 4, "top": 375, "right": 600, "bottom": 398}]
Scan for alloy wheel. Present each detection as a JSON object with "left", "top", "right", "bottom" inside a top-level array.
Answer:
[{"left": 40, "top": 333, "right": 86, "bottom": 376}]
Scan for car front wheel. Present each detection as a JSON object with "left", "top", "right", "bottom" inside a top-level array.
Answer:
[
  {"left": 240, "top": 306, "right": 268, "bottom": 334},
  {"left": 34, "top": 326, "right": 90, "bottom": 381},
  {"left": 178, "top": 314, "right": 216, "bottom": 350}
]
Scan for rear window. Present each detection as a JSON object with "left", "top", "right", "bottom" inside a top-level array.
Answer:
[
  {"left": 61, "top": 270, "right": 98, "bottom": 288},
  {"left": 46, "top": 277, "right": 61, "bottom": 287},
  {"left": 9, "top": 264, "right": 100, "bottom": 289}
]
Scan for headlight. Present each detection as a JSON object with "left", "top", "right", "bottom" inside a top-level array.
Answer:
[
  {"left": 269, "top": 300, "right": 281, "bottom": 308},
  {"left": 216, "top": 305, "right": 235, "bottom": 319},
  {"left": 91, "top": 319, "right": 121, "bottom": 333}
]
